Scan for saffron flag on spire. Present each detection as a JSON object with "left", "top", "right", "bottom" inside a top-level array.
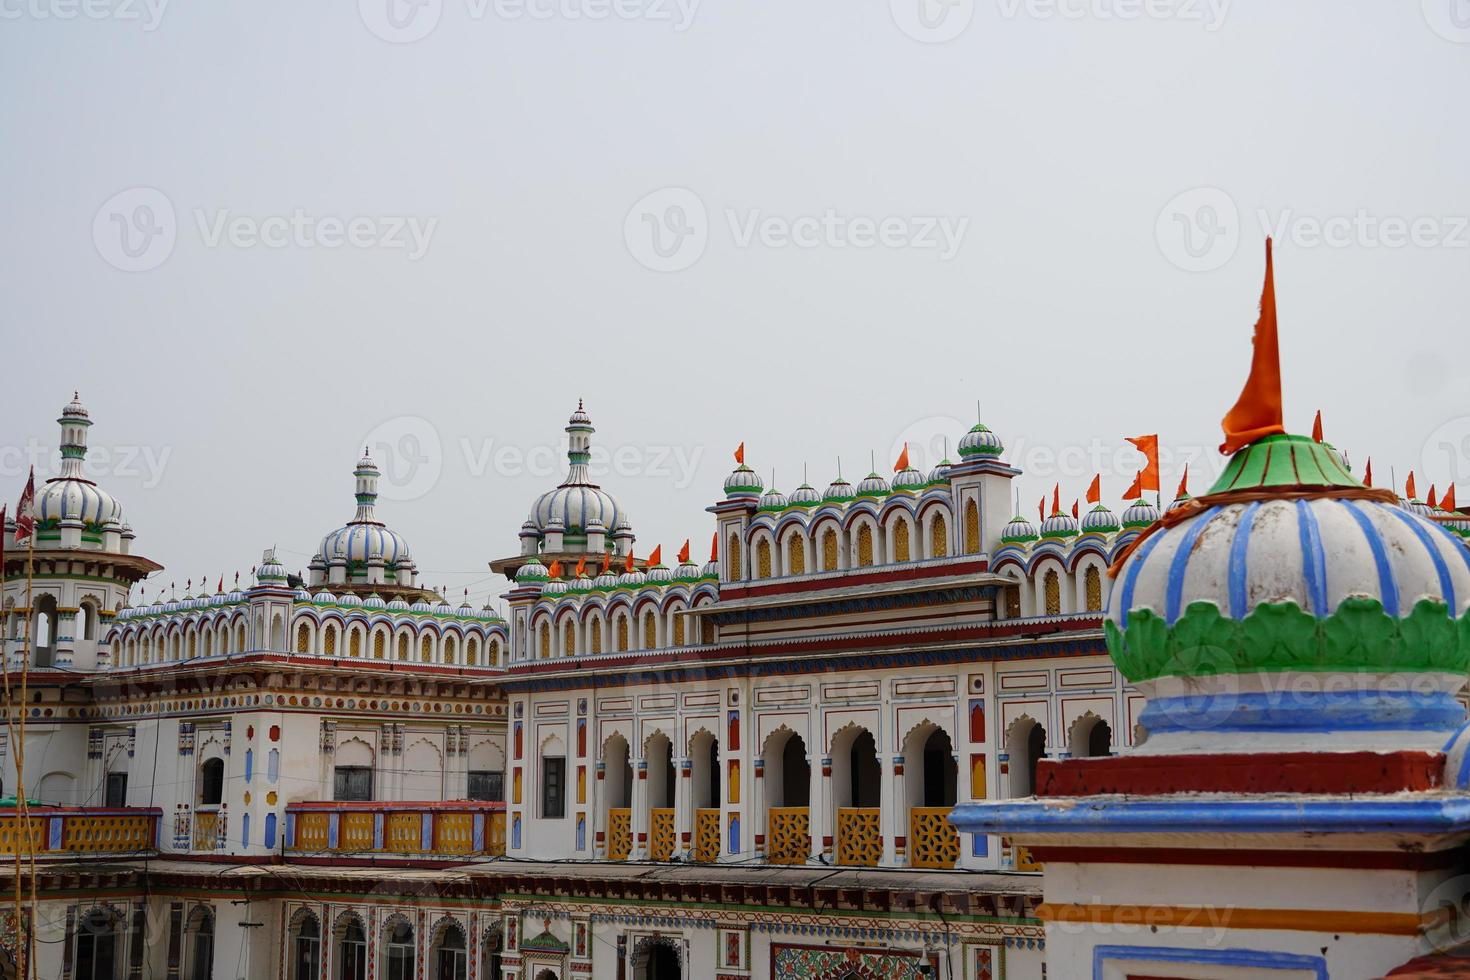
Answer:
[
  {"left": 1407, "top": 471, "right": 1417, "bottom": 500},
  {"left": 1126, "top": 435, "right": 1160, "bottom": 492},
  {"left": 14, "top": 467, "right": 35, "bottom": 546},
  {"left": 1086, "top": 474, "right": 1101, "bottom": 504},
  {"left": 1311, "top": 410, "right": 1324, "bottom": 443},
  {"left": 710, "top": 532, "right": 719, "bottom": 561},
  {"left": 894, "top": 442, "right": 909, "bottom": 473},
  {"left": 647, "top": 545, "right": 662, "bottom": 568},
  {"left": 677, "top": 539, "right": 690, "bottom": 564},
  {"left": 1037, "top": 497, "right": 1044, "bottom": 522},
  {"left": 1220, "top": 238, "right": 1286, "bottom": 454},
  {"left": 1364, "top": 458, "right": 1373, "bottom": 488},
  {"left": 575, "top": 555, "right": 587, "bottom": 577},
  {"left": 1444, "top": 484, "right": 1459, "bottom": 511},
  {"left": 1071, "top": 499, "right": 1079, "bottom": 520},
  {"left": 1176, "top": 465, "right": 1190, "bottom": 499},
  {"left": 600, "top": 552, "right": 611, "bottom": 574},
  {"left": 623, "top": 551, "right": 634, "bottom": 573},
  {"left": 733, "top": 442, "right": 745, "bottom": 465},
  {"left": 1123, "top": 469, "right": 1144, "bottom": 500},
  {"left": 1051, "top": 483, "right": 1061, "bottom": 516},
  {"left": 547, "top": 559, "right": 562, "bottom": 578},
  {"left": 1428, "top": 486, "right": 1439, "bottom": 509}
]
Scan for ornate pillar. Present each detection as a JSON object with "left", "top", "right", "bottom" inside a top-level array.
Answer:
[
  {"left": 891, "top": 753, "right": 908, "bottom": 866},
  {"left": 677, "top": 756, "right": 692, "bottom": 858},
  {"left": 818, "top": 753, "right": 834, "bottom": 861},
  {"left": 631, "top": 757, "right": 648, "bottom": 859},
  {"left": 752, "top": 755, "right": 765, "bottom": 859}
]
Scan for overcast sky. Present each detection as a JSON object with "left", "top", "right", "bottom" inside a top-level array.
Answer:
[{"left": 2, "top": 2, "right": 1467, "bottom": 611}]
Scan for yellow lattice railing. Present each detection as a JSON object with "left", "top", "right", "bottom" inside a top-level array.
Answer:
[
  {"left": 292, "top": 812, "right": 329, "bottom": 851},
  {"left": 693, "top": 809, "right": 720, "bottom": 863},
  {"left": 836, "top": 807, "right": 882, "bottom": 867},
  {"left": 0, "top": 817, "right": 45, "bottom": 855},
  {"left": 434, "top": 812, "right": 476, "bottom": 854},
  {"left": 607, "top": 808, "right": 632, "bottom": 861},
  {"left": 385, "top": 812, "right": 421, "bottom": 852},
  {"left": 767, "top": 806, "right": 810, "bottom": 865},
  {"left": 486, "top": 812, "right": 506, "bottom": 856},
  {"left": 61, "top": 815, "right": 154, "bottom": 852},
  {"left": 909, "top": 807, "right": 960, "bottom": 870},
  {"left": 340, "top": 812, "right": 375, "bottom": 851},
  {"left": 192, "top": 811, "right": 220, "bottom": 851},
  {"left": 648, "top": 808, "right": 675, "bottom": 861}
]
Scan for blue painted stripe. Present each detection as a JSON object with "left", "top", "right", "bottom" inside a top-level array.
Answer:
[
  {"left": 1295, "top": 499, "right": 1329, "bottom": 615},
  {"left": 1227, "top": 501, "right": 1261, "bottom": 619},
  {"left": 1118, "top": 520, "right": 1172, "bottom": 630},
  {"left": 1388, "top": 508, "right": 1456, "bottom": 611},
  {"left": 1094, "top": 945, "right": 1327, "bottom": 980},
  {"left": 1138, "top": 689, "right": 1465, "bottom": 735},
  {"left": 1425, "top": 515, "right": 1470, "bottom": 579},
  {"left": 1458, "top": 742, "right": 1470, "bottom": 790},
  {"left": 1164, "top": 506, "right": 1221, "bottom": 625},
  {"left": 1338, "top": 500, "right": 1400, "bottom": 616},
  {"left": 1440, "top": 718, "right": 1470, "bottom": 753},
  {"left": 949, "top": 796, "right": 1470, "bottom": 837}
]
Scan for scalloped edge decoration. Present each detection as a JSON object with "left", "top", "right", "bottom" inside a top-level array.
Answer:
[{"left": 1105, "top": 597, "right": 1469, "bottom": 683}]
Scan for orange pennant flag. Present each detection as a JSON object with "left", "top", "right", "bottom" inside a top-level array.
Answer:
[
  {"left": 648, "top": 545, "right": 662, "bottom": 567},
  {"left": 1220, "top": 238, "right": 1286, "bottom": 454},
  {"left": 1311, "top": 410, "right": 1323, "bottom": 443},
  {"left": 600, "top": 552, "right": 612, "bottom": 574},
  {"left": 1427, "top": 485, "right": 1438, "bottom": 509},
  {"left": 1126, "top": 435, "right": 1161, "bottom": 492},
  {"left": 1407, "top": 471, "right": 1417, "bottom": 500},
  {"left": 1071, "top": 499, "right": 1080, "bottom": 520},
  {"left": 1051, "top": 483, "right": 1061, "bottom": 516},
  {"left": 547, "top": 559, "right": 562, "bottom": 578},
  {"left": 1176, "top": 464, "right": 1190, "bottom": 499},
  {"left": 1364, "top": 458, "right": 1373, "bottom": 488},
  {"left": 1086, "top": 474, "right": 1101, "bottom": 504},
  {"left": 710, "top": 532, "right": 719, "bottom": 561},
  {"left": 677, "top": 539, "right": 690, "bottom": 564},
  {"left": 624, "top": 550, "right": 635, "bottom": 573},
  {"left": 894, "top": 442, "right": 910, "bottom": 472},
  {"left": 733, "top": 442, "right": 745, "bottom": 465},
  {"left": 1037, "top": 497, "right": 1045, "bottom": 523},
  {"left": 1444, "top": 484, "right": 1458, "bottom": 511},
  {"left": 574, "top": 555, "right": 587, "bottom": 577},
  {"left": 1123, "top": 469, "right": 1144, "bottom": 500}
]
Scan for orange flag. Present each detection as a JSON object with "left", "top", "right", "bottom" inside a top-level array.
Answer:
[
  {"left": 548, "top": 559, "right": 562, "bottom": 578},
  {"left": 1364, "top": 457, "right": 1373, "bottom": 488},
  {"left": 1311, "top": 410, "right": 1323, "bottom": 443},
  {"left": 574, "top": 555, "right": 587, "bottom": 577},
  {"left": 1220, "top": 238, "right": 1285, "bottom": 454},
  {"left": 733, "top": 442, "right": 745, "bottom": 465},
  {"left": 1127, "top": 435, "right": 1161, "bottom": 492},
  {"left": 600, "top": 553, "right": 611, "bottom": 574},
  {"left": 1444, "top": 484, "right": 1458, "bottom": 511},
  {"left": 1037, "top": 497, "right": 1044, "bottom": 522},
  {"left": 1086, "top": 474, "right": 1101, "bottom": 504},
  {"left": 648, "top": 545, "right": 662, "bottom": 567},
  {"left": 1123, "top": 469, "right": 1144, "bottom": 500},
  {"left": 1051, "top": 483, "right": 1061, "bottom": 516},
  {"left": 1407, "top": 471, "right": 1417, "bottom": 500},
  {"left": 894, "top": 442, "right": 910, "bottom": 472},
  {"left": 710, "top": 532, "right": 719, "bottom": 561},
  {"left": 677, "top": 539, "right": 690, "bottom": 564},
  {"left": 624, "top": 550, "right": 635, "bottom": 573},
  {"left": 1176, "top": 465, "right": 1190, "bottom": 499},
  {"left": 1071, "top": 499, "right": 1079, "bottom": 520},
  {"left": 1428, "top": 486, "right": 1439, "bottom": 509}
]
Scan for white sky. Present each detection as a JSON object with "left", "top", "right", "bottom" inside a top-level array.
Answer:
[{"left": 2, "top": 1, "right": 1468, "bottom": 610}]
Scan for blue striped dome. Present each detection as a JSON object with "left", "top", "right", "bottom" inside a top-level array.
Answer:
[
  {"left": 892, "top": 467, "right": 925, "bottom": 492},
  {"left": 516, "top": 558, "right": 549, "bottom": 583},
  {"left": 320, "top": 450, "right": 414, "bottom": 568},
  {"left": 758, "top": 487, "right": 789, "bottom": 512},
  {"left": 789, "top": 483, "right": 821, "bottom": 507},
  {"left": 958, "top": 423, "right": 1004, "bottom": 458},
  {"left": 1121, "top": 499, "right": 1160, "bottom": 528},
  {"left": 674, "top": 561, "right": 701, "bottom": 582},
  {"left": 1040, "top": 512, "right": 1079, "bottom": 539},
  {"left": 724, "top": 465, "right": 763, "bottom": 498},
  {"left": 1000, "top": 516, "right": 1039, "bottom": 544},
  {"left": 36, "top": 479, "right": 123, "bottom": 528},
  {"left": 1108, "top": 498, "right": 1470, "bottom": 630},
  {"left": 823, "top": 477, "right": 854, "bottom": 502},
  {"left": 646, "top": 565, "right": 675, "bottom": 584},
  {"left": 528, "top": 404, "right": 631, "bottom": 542},
  {"left": 927, "top": 459, "right": 953, "bottom": 485},
  {"left": 1080, "top": 504, "right": 1120, "bottom": 533},
  {"left": 855, "top": 472, "right": 891, "bottom": 498}
]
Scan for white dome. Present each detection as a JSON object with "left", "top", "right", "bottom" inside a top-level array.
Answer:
[
  {"left": 855, "top": 473, "right": 891, "bottom": 498},
  {"left": 33, "top": 394, "right": 125, "bottom": 533},
  {"left": 1121, "top": 499, "right": 1160, "bottom": 528},
  {"left": 319, "top": 451, "right": 415, "bottom": 569},
  {"left": 526, "top": 403, "right": 631, "bottom": 543},
  {"left": 892, "top": 468, "right": 925, "bottom": 492}
]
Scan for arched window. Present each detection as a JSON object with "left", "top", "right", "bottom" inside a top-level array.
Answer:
[
  {"left": 856, "top": 524, "right": 874, "bottom": 567},
  {"left": 349, "top": 629, "right": 362, "bottom": 658},
  {"left": 186, "top": 908, "right": 214, "bottom": 980},
  {"left": 642, "top": 611, "right": 656, "bottom": 650},
  {"left": 443, "top": 635, "right": 457, "bottom": 664},
  {"left": 590, "top": 619, "right": 602, "bottom": 655},
  {"left": 421, "top": 634, "right": 434, "bottom": 662},
  {"left": 617, "top": 615, "right": 629, "bottom": 652},
  {"left": 434, "top": 923, "right": 467, "bottom": 980},
  {"left": 539, "top": 622, "right": 551, "bottom": 659},
  {"left": 1084, "top": 565, "right": 1103, "bottom": 612},
  {"left": 397, "top": 634, "right": 409, "bottom": 660},
  {"left": 672, "top": 610, "right": 685, "bottom": 647},
  {"left": 787, "top": 534, "right": 806, "bottom": 575},
  {"left": 291, "top": 913, "right": 321, "bottom": 980},
  {"left": 727, "top": 533, "right": 741, "bottom": 581},
  {"left": 202, "top": 629, "right": 212, "bottom": 658},
  {"left": 821, "top": 529, "right": 838, "bottom": 571},
  {"left": 1044, "top": 570, "right": 1061, "bottom": 616},
  {"left": 466, "top": 637, "right": 479, "bottom": 665},
  {"left": 337, "top": 918, "right": 367, "bottom": 980},
  {"left": 199, "top": 758, "right": 225, "bottom": 806},
  {"left": 1008, "top": 719, "right": 1047, "bottom": 796},
  {"left": 188, "top": 631, "right": 197, "bottom": 658},
  {"left": 930, "top": 513, "right": 948, "bottom": 558},
  {"left": 756, "top": 538, "right": 772, "bottom": 579},
  {"left": 74, "top": 908, "right": 119, "bottom": 980},
  {"left": 323, "top": 625, "right": 337, "bottom": 656},
  {"left": 965, "top": 499, "right": 980, "bottom": 553},
  {"left": 296, "top": 624, "right": 310, "bottom": 654},
  {"left": 79, "top": 600, "right": 97, "bottom": 641},
  {"left": 562, "top": 621, "right": 575, "bottom": 657},
  {"left": 385, "top": 920, "right": 415, "bottom": 980},
  {"left": 374, "top": 631, "right": 386, "bottom": 659},
  {"left": 893, "top": 518, "right": 910, "bottom": 562}
]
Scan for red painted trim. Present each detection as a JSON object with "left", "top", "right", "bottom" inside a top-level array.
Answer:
[
  {"left": 286, "top": 801, "right": 505, "bottom": 812},
  {"left": 1029, "top": 846, "right": 1464, "bottom": 871},
  {"left": 721, "top": 558, "right": 991, "bottom": 600},
  {"left": 1037, "top": 751, "right": 1446, "bottom": 797}
]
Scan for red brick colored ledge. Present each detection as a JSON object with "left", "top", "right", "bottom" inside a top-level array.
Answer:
[
  {"left": 1036, "top": 750, "right": 1446, "bottom": 797},
  {"left": 1028, "top": 846, "right": 1462, "bottom": 871},
  {"left": 719, "top": 557, "right": 991, "bottom": 601}
]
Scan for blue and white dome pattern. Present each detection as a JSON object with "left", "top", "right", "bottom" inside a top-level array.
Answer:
[
  {"left": 927, "top": 459, "right": 953, "bottom": 485},
  {"left": 724, "top": 465, "right": 763, "bottom": 497},
  {"left": 855, "top": 473, "right": 891, "bottom": 498},
  {"left": 531, "top": 485, "right": 625, "bottom": 535},
  {"left": 1121, "top": 499, "right": 1160, "bottom": 528},
  {"left": 958, "top": 423, "right": 1004, "bottom": 458},
  {"left": 36, "top": 479, "right": 123, "bottom": 527},
  {"left": 1080, "top": 504, "right": 1121, "bottom": 533},
  {"left": 1000, "top": 516, "right": 1039, "bottom": 543},
  {"left": 516, "top": 558, "right": 549, "bottom": 583},
  {"left": 321, "top": 523, "right": 413, "bottom": 566},
  {"left": 1039, "top": 512, "right": 1079, "bottom": 538},
  {"left": 892, "top": 468, "right": 925, "bottom": 492},
  {"left": 758, "top": 488, "right": 789, "bottom": 511},
  {"left": 823, "top": 477, "right": 854, "bottom": 502},
  {"left": 789, "top": 484, "right": 821, "bottom": 507},
  {"left": 1107, "top": 498, "right": 1470, "bottom": 629}
]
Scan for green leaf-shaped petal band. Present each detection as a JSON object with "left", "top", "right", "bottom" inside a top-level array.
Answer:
[{"left": 1105, "top": 598, "right": 1470, "bottom": 683}]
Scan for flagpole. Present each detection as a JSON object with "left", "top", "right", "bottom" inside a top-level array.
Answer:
[{"left": 0, "top": 514, "right": 17, "bottom": 980}]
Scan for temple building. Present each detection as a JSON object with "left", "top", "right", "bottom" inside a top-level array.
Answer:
[{"left": 2, "top": 259, "right": 1469, "bottom": 978}]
